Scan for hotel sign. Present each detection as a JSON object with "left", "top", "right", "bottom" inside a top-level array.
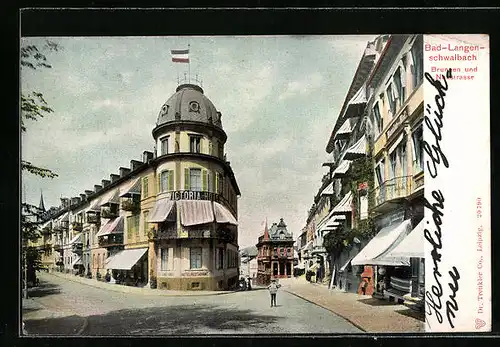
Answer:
[{"left": 169, "top": 190, "right": 221, "bottom": 202}]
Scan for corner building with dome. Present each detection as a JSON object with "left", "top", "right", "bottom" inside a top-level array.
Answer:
[{"left": 38, "top": 83, "right": 241, "bottom": 291}]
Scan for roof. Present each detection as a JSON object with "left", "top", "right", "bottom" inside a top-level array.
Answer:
[
  {"left": 155, "top": 84, "right": 223, "bottom": 130},
  {"left": 240, "top": 245, "right": 258, "bottom": 257}
]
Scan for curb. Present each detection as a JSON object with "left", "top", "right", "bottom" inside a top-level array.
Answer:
[
  {"left": 284, "top": 289, "right": 367, "bottom": 333},
  {"left": 47, "top": 272, "right": 242, "bottom": 297}
]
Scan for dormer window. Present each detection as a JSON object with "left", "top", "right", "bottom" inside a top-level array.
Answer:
[{"left": 189, "top": 135, "right": 201, "bottom": 153}]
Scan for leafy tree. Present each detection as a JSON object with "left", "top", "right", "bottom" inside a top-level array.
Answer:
[{"left": 21, "top": 40, "right": 61, "bottom": 289}]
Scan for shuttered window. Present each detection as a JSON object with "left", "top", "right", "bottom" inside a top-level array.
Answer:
[
  {"left": 190, "top": 168, "right": 202, "bottom": 192},
  {"left": 142, "top": 177, "right": 149, "bottom": 198},
  {"left": 159, "top": 170, "right": 174, "bottom": 193},
  {"left": 143, "top": 211, "right": 149, "bottom": 236}
]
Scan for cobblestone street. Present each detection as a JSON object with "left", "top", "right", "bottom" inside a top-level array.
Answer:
[{"left": 22, "top": 272, "right": 363, "bottom": 335}]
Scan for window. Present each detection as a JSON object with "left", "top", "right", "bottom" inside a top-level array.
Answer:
[
  {"left": 273, "top": 248, "right": 278, "bottom": 256},
  {"left": 279, "top": 232, "right": 285, "bottom": 240},
  {"left": 399, "top": 142, "right": 407, "bottom": 177},
  {"left": 143, "top": 211, "right": 149, "bottom": 236},
  {"left": 386, "top": 84, "right": 396, "bottom": 118},
  {"left": 389, "top": 151, "right": 397, "bottom": 179},
  {"left": 373, "top": 102, "right": 383, "bottom": 135},
  {"left": 393, "top": 67, "right": 405, "bottom": 107},
  {"left": 411, "top": 36, "right": 423, "bottom": 89},
  {"left": 190, "top": 248, "right": 202, "bottom": 269},
  {"left": 159, "top": 170, "right": 174, "bottom": 192},
  {"left": 134, "top": 215, "right": 140, "bottom": 236},
  {"left": 127, "top": 215, "right": 134, "bottom": 240},
  {"left": 375, "top": 159, "right": 385, "bottom": 186},
  {"left": 216, "top": 248, "right": 224, "bottom": 269},
  {"left": 160, "top": 136, "right": 169, "bottom": 156},
  {"left": 189, "top": 135, "right": 201, "bottom": 153},
  {"left": 218, "top": 143, "right": 223, "bottom": 158},
  {"left": 412, "top": 125, "right": 424, "bottom": 172},
  {"left": 161, "top": 248, "right": 168, "bottom": 271},
  {"left": 359, "top": 192, "right": 369, "bottom": 220},
  {"left": 287, "top": 248, "right": 291, "bottom": 255},
  {"left": 190, "top": 168, "right": 202, "bottom": 192},
  {"left": 142, "top": 177, "right": 149, "bottom": 198},
  {"left": 215, "top": 173, "right": 224, "bottom": 195}
]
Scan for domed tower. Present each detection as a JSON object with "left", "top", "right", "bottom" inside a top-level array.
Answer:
[{"left": 148, "top": 83, "right": 241, "bottom": 291}]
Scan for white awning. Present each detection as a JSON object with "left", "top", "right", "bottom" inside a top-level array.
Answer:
[
  {"left": 333, "top": 160, "right": 352, "bottom": 178},
  {"left": 343, "top": 84, "right": 367, "bottom": 119},
  {"left": 105, "top": 247, "right": 148, "bottom": 270},
  {"left": 71, "top": 256, "right": 83, "bottom": 267},
  {"left": 339, "top": 257, "right": 354, "bottom": 272},
  {"left": 331, "top": 191, "right": 353, "bottom": 214},
  {"left": 294, "top": 263, "right": 305, "bottom": 269},
  {"left": 387, "top": 219, "right": 425, "bottom": 258},
  {"left": 86, "top": 197, "right": 102, "bottom": 213},
  {"left": 344, "top": 136, "right": 368, "bottom": 160},
  {"left": 99, "top": 189, "right": 120, "bottom": 206},
  {"left": 96, "top": 216, "right": 124, "bottom": 237},
  {"left": 351, "top": 219, "right": 413, "bottom": 266},
  {"left": 334, "top": 119, "right": 352, "bottom": 140},
  {"left": 214, "top": 202, "right": 238, "bottom": 225},
  {"left": 178, "top": 200, "right": 214, "bottom": 226},
  {"left": 319, "top": 214, "right": 345, "bottom": 232},
  {"left": 320, "top": 181, "right": 334, "bottom": 196},
  {"left": 148, "top": 199, "right": 176, "bottom": 223},
  {"left": 119, "top": 178, "right": 141, "bottom": 198},
  {"left": 69, "top": 233, "right": 82, "bottom": 245}
]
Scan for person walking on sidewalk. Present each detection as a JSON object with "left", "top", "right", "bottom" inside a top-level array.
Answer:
[{"left": 267, "top": 279, "right": 281, "bottom": 307}]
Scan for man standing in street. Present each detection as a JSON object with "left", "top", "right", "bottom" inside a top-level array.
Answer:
[{"left": 267, "top": 279, "right": 281, "bottom": 307}]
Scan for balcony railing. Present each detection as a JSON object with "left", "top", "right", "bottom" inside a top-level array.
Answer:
[
  {"left": 98, "top": 235, "right": 123, "bottom": 248},
  {"left": 121, "top": 198, "right": 140, "bottom": 212},
  {"left": 72, "top": 221, "right": 83, "bottom": 231},
  {"left": 373, "top": 175, "right": 414, "bottom": 207},
  {"left": 87, "top": 213, "right": 101, "bottom": 224},
  {"left": 101, "top": 207, "right": 119, "bottom": 219}
]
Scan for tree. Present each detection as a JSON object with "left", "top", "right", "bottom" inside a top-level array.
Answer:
[{"left": 21, "top": 40, "right": 61, "bottom": 290}]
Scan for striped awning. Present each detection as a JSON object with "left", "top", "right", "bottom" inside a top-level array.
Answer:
[
  {"left": 344, "top": 136, "right": 368, "bottom": 160},
  {"left": 60, "top": 212, "right": 69, "bottom": 222},
  {"left": 148, "top": 199, "right": 176, "bottom": 223},
  {"left": 71, "top": 256, "right": 83, "bottom": 267},
  {"left": 105, "top": 248, "right": 148, "bottom": 270},
  {"left": 178, "top": 200, "right": 214, "bottom": 226},
  {"left": 96, "top": 216, "right": 124, "bottom": 237},
  {"left": 119, "top": 178, "right": 141, "bottom": 198},
  {"left": 333, "top": 160, "right": 352, "bottom": 178},
  {"left": 86, "top": 197, "right": 102, "bottom": 213},
  {"left": 69, "top": 233, "right": 82, "bottom": 245},
  {"left": 334, "top": 119, "right": 352, "bottom": 140},
  {"left": 331, "top": 191, "right": 353, "bottom": 214},
  {"left": 214, "top": 202, "right": 238, "bottom": 225},
  {"left": 343, "top": 83, "right": 367, "bottom": 119},
  {"left": 99, "top": 189, "right": 120, "bottom": 207},
  {"left": 320, "top": 181, "right": 334, "bottom": 196},
  {"left": 387, "top": 219, "right": 425, "bottom": 258}
]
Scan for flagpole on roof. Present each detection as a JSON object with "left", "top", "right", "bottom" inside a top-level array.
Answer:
[{"left": 188, "top": 43, "right": 191, "bottom": 83}]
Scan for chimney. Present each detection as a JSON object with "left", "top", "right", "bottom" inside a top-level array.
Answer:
[
  {"left": 143, "top": 151, "right": 153, "bottom": 163},
  {"left": 60, "top": 198, "right": 69, "bottom": 209},
  {"left": 80, "top": 193, "right": 87, "bottom": 202},
  {"left": 119, "top": 167, "right": 131, "bottom": 177},
  {"left": 85, "top": 190, "right": 94, "bottom": 197},
  {"left": 71, "top": 197, "right": 81, "bottom": 205},
  {"left": 130, "top": 160, "right": 142, "bottom": 171},
  {"left": 94, "top": 185, "right": 102, "bottom": 193},
  {"left": 110, "top": 174, "right": 120, "bottom": 183},
  {"left": 102, "top": 179, "right": 111, "bottom": 188}
]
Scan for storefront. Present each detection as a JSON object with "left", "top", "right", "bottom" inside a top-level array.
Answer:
[{"left": 105, "top": 247, "right": 149, "bottom": 286}]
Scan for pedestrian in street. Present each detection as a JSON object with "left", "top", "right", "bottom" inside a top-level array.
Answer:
[{"left": 267, "top": 279, "right": 281, "bottom": 307}]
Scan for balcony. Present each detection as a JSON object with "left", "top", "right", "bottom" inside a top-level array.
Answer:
[
  {"left": 98, "top": 234, "right": 123, "bottom": 248},
  {"left": 72, "top": 243, "right": 83, "bottom": 254},
  {"left": 101, "top": 206, "right": 119, "bottom": 219},
  {"left": 372, "top": 175, "right": 423, "bottom": 212},
  {"left": 72, "top": 221, "right": 83, "bottom": 232},
  {"left": 86, "top": 213, "right": 101, "bottom": 224},
  {"left": 121, "top": 198, "right": 140, "bottom": 212}
]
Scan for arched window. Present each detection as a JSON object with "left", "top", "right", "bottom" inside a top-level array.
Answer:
[{"left": 279, "top": 232, "right": 285, "bottom": 240}]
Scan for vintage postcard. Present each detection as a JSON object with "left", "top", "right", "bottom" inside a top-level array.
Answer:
[{"left": 20, "top": 24, "right": 491, "bottom": 336}]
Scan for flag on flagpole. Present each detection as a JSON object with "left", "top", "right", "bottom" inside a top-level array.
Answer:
[{"left": 171, "top": 49, "right": 189, "bottom": 63}]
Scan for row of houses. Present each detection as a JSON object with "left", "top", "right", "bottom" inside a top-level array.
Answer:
[
  {"left": 297, "top": 34, "right": 424, "bottom": 310},
  {"left": 28, "top": 83, "right": 242, "bottom": 291}
]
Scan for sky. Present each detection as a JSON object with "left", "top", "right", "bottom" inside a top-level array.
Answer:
[{"left": 21, "top": 35, "right": 376, "bottom": 249}]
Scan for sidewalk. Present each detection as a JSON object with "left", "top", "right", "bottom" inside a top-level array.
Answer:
[
  {"left": 282, "top": 278, "right": 425, "bottom": 333},
  {"left": 47, "top": 271, "right": 242, "bottom": 296}
]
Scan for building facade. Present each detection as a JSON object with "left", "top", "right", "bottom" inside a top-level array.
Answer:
[
  {"left": 256, "top": 218, "right": 294, "bottom": 285},
  {"left": 34, "top": 82, "right": 241, "bottom": 291}
]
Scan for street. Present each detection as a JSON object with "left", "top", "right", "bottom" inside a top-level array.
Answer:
[{"left": 23, "top": 272, "right": 362, "bottom": 335}]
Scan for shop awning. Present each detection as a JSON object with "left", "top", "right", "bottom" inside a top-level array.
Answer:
[
  {"left": 99, "top": 189, "right": 120, "bottom": 207},
  {"left": 86, "top": 197, "right": 102, "bottom": 213},
  {"left": 343, "top": 83, "right": 367, "bottom": 119},
  {"left": 69, "top": 233, "right": 82, "bottom": 245},
  {"left": 339, "top": 257, "right": 354, "bottom": 272},
  {"left": 351, "top": 219, "right": 413, "bottom": 266},
  {"left": 105, "top": 247, "right": 148, "bottom": 270},
  {"left": 148, "top": 199, "right": 176, "bottom": 223},
  {"left": 96, "top": 216, "right": 124, "bottom": 237},
  {"left": 294, "top": 263, "right": 305, "bottom": 270},
  {"left": 334, "top": 119, "right": 352, "bottom": 140},
  {"left": 333, "top": 160, "right": 352, "bottom": 178},
  {"left": 320, "top": 181, "right": 334, "bottom": 196},
  {"left": 387, "top": 219, "right": 425, "bottom": 258},
  {"left": 119, "top": 178, "right": 141, "bottom": 198},
  {"left": 71, "top": 256, "right": 83, "bottom": 267},
  {"left": 214, "top": 202, "right": 238, "bottom": 225},
  {"left": 178, "top": 200, "right": 214, "bottom": 226},
  {"left": 344, "top": 136, "right": 368, "bottom": 160},
  {"left": 331, "top": 191, "right": 353, "bottom": 214}
]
